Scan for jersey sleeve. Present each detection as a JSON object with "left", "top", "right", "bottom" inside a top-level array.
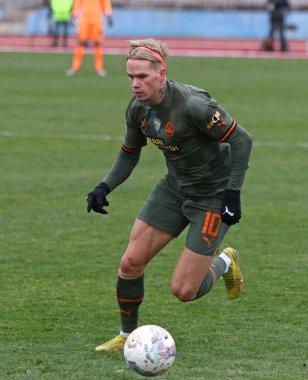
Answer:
[
  {"left": 71, "top": 0, "right": 81, "bottom": 16},
  {"left": 123, "top": 98, "right": 147, "bottom": 152},
  {"left": 186, "top": 93, "right": 252, "bottom": 191},
  {"left": 224, "top": 123, "right": 253, "bottom": 189},
  {"left": 102, "top": 99, "right": 147, "bottom": 192},
  {"left": 186, "top": 95, "right": 236, "bottom": 142},
  {"left": 102, "top": 149, "right": 141, "bottom": 191},
  {"left": 102, "top": 0, "right": 112, "bottom": 16}
]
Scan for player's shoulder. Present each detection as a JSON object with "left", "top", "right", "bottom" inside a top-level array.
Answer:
[
  {"left": 169, "top": 80, "right": 212, "bottom": 108},
  {"left": 168, "top": 80, "right": 212, "bottom": 111},
  {"left": 125, "top": 96, "right": 147, "bottom": 121},
  {"left": 126, "top": 95, "right": 138, "bottom": 109},
  {"left": 169, "top": 79, "right": 210, "bottom": 97}
]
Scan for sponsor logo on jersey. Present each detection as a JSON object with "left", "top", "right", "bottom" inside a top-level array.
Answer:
[
  {"left": 207, "top": 111, "right": 227, "bottom": 129},
  {"left": 165, "top": 121, "right": 174, "bottom": 138},
  {"left": 148, "top": 137, "right": 180, "bottom": 152},
  {"left": 153, "top": 118, "right": 161, "bottom": 131}
]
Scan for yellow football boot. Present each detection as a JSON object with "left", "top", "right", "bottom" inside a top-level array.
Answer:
[
  {"left": 95, "top": 335, "right": 126, "bottom": 352},
  {"left": 222, "top": 247, "right": 244, "bottom": 299}
]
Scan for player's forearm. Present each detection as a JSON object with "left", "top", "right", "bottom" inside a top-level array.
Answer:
[
  {"left": 102, "top": 149, "right": 141, "bottom": 191},
  {"left": 226, "top": 124, "right": 253, "bottom": 190}
]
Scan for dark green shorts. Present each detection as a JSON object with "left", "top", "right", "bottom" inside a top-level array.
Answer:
[{"left": 138, "top": 178, "right": 229, "bottom": 256}]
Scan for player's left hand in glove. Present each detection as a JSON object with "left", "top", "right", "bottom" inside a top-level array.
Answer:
[
  {"left": 87, "top": 182, "right": 110, "bottom": 214},
  {"left": 220, "top": 189, "right": 241, "bottom": 225}
]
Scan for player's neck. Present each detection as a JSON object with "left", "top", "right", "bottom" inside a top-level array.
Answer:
[{"left": 147, "top": 82, "right": 167, "bottom": 106}]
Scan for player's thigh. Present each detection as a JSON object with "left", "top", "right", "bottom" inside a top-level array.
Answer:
[
  {"left": 77, "top": 19, "right": 89, "bottom": 40},
  {"left": 183, "top": 197, "right": 229, "bottom": 257},
  {"left": 92, "top": 21, "right": 102, "bottom": 42},
  {"left": 80, "top": 21, "right": 102, "bottom": 42},
  {"left": 170, "top": 247, "right": 214, "bottom": 301},
  {"left": 138, "top": 179, "right": 189, "bottom": 237},
  {"left": 120, "top": 219, "right": 174, "bottom": 278}
]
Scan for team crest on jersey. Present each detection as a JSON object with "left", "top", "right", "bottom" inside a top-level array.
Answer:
[
  {"left": 207, "top": 111, "right": 226, "bottom": 129},
  {"left": 165, "top": 121, "right": 174, "bottom": 138},
  {"left": 152, "top": 118, "right": 161, "bottom": 132},
  {"left": 140, "top": 119, "right": 148, "bottom": 129}
]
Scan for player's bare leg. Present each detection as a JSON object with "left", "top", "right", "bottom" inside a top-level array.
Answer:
[
  {"left": 95, "top": 219, "right": 173, "bottom": 351},
  {"left": 170, "top": 248, "right": 216, "bottom": 301},
  {"left": 171, "top": 246, "right": 243, "bottom": 301}
]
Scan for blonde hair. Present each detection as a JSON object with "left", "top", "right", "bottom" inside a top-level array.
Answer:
[{"left": 127, "top": 38, "right": 169, "bottom": 69}]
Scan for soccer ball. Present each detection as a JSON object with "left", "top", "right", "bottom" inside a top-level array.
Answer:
[{"left": 124, "top": 325, "right": 176, "bottom": 377}]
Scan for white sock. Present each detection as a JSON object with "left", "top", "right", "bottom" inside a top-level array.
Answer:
[
  {"left": 120, "top": 331, "right": 130, "bottom": 338},
  {"left": 219, "top": 252, "right": 232, "bottom": 273}
]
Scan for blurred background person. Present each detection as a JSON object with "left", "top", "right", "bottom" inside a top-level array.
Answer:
[
  {"left": 66, "top": 0, "right": 113, "bottom": 77},
  {"left": 265, "top": 0, "right": 291, "bottom": 51},
  {"left": 50, "top": 0, "right": 73, "bottom": 47},
  {"left": 43, "top": 0, "right": 53, "bottom": 37}
]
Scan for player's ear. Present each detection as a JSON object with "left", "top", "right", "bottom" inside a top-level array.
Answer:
[{"left": 159, "top": 66, "right": 166, "bottom": 78}]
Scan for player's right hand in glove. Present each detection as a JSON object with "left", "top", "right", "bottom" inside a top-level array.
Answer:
[
  {"left": 87, "top": 182, "right": 110, "bottom": 214},
  {"left": 220, "top": 189, "right": 241, "bottom": 225}
]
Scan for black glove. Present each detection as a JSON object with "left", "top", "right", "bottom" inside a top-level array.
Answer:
[
  {"left": 106, "top": 16, "right": 113, "bottom": 27},
  {"left": 220, "top": 189, "right": 241, "bottom": 225},
  {"left": 87, "top": 181, "right": 110, "bottom": 214}
]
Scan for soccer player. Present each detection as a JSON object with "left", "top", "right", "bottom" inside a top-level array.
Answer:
[
  {"left": 66, "top": 0, "right": 113, "bottom": 77},
  {"left": 87, "top": 39, "right": 253, "bottom": 351}
]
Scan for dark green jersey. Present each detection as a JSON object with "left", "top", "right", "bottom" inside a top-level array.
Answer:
[
  {"left": 124, "top": 80, "right": 237, "bottom": 197},
  {"left": 103, "top": 79, "right": 252, "bottom": 198}
]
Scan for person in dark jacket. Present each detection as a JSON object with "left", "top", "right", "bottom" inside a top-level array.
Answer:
[{"left": 266, "top": 0, "right": 291, "bottom": 51}]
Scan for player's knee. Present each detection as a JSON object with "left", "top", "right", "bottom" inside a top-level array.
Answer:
[
  {"left": 120, "top": 255, "right": 134, "bottom": 273},
  {"left": 170, "top": 282, "right": 196, "bottom": 302},
  {"left": 120, "top": 254, "right": 145, "bottom": 276}
]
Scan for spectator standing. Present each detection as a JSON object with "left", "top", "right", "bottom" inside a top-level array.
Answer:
[
  {"left": 50, "top": 0, "right": 73, "bottom": 47},
  {"left": 266, "top": 0, "right": 291, "bottom": 51},
  {"left": 66, "top": 0, "right": 113, "bottom": 77}
]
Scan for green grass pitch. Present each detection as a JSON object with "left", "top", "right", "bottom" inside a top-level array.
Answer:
[{"left": 0, "top": 51, "right": 307, "bottom": 379}]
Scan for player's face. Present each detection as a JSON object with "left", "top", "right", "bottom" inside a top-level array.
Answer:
[{"left": 126, "top": 59, "right": 166, "bottom": 105}]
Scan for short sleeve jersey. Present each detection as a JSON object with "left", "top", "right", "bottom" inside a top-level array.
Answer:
[{"left": 124, "top": 79, "right": 237, "bottom": 198}]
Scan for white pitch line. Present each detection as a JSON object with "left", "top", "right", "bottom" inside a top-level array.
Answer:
[
  {"left": 0, "top": 131, "right": 307, "bottom": 148},
  {"left": 0, "top": 130, "right": 123, "bottom": 142},
  {"left": 253, "top": 141, "right": 308, "bottom": 148}
]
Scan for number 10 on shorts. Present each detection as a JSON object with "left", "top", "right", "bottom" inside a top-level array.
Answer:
[{"left": 201, "top": 211, "right": 221, "bottom": 247}]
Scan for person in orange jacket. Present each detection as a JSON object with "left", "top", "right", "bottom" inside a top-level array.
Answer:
[{"left": 66, "top": 0, "right": 113, "bottom": 77}]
